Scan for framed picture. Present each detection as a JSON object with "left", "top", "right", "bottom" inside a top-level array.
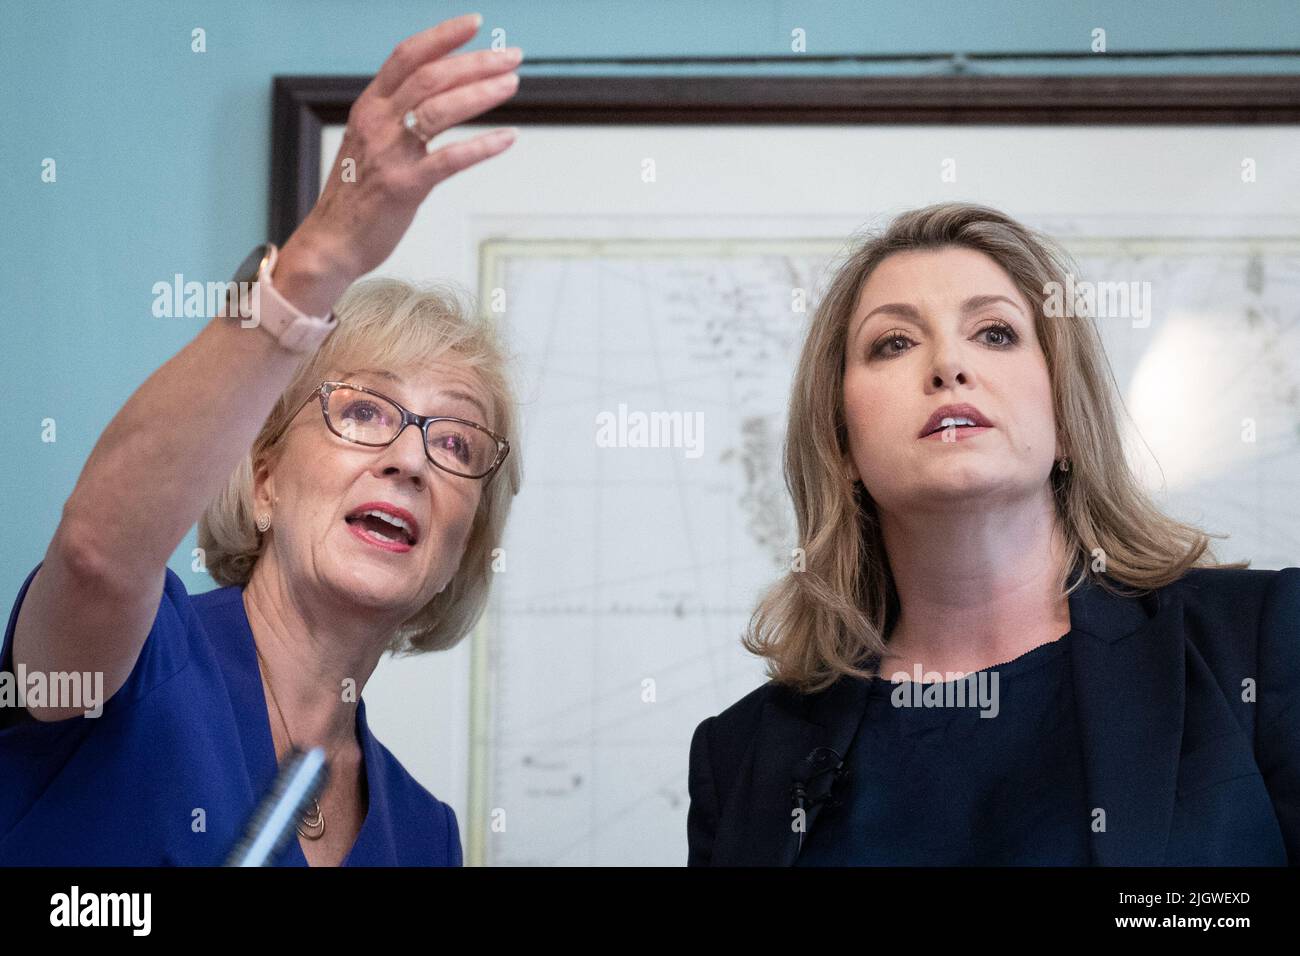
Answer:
[{"left": 272, "top": 72, "right": 1300, "bottom": 865}]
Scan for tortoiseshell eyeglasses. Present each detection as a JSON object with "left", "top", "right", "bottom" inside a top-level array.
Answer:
[{"left": 290, "top": 381, "right": 510, "bottom": 480}]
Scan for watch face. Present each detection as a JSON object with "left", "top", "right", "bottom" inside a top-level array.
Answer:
[{"left": 232, "top": 243, "right": 272, "bottom": 285}]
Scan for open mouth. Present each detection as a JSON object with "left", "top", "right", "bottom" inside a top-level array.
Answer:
[
  {"left": 918, "top": 405, "right": 994, "bottom": 439},
  {"left": 344, "top": 508, "right": 418, "bottom": 547}
]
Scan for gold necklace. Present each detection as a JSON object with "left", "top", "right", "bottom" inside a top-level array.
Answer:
[{"left": 254, "top": 643, "right": 331, "bottom": 840}]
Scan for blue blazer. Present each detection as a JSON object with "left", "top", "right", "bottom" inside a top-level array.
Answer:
[{"left": 687, "top": 566, "right": 1300, "bottom": 865}]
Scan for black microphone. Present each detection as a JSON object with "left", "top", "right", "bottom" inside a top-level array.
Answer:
[
  {"left": 790, "top": 746, "right": 848, "bottom": 855},
  {"left": 224, "top": 746, "right": 329, "bottom": 867}
]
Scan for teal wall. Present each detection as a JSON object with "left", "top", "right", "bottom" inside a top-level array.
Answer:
[{"left": 2, "top": 0, "right": 1298, "bottom": 600}]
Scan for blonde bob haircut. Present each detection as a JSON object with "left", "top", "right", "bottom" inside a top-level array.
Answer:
[
  {"left": 744, "top": 201, "right": 1247, "bottom": 693},
  {"left": 198, "top": 276, "right": 522, "bottom": 656}
]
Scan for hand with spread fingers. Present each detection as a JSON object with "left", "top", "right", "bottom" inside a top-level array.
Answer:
[{"left": 281, "top": 13, "right": 522, "bottom": 308}]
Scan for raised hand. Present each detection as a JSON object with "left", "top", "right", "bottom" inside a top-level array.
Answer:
[{"left": 289, "top": 13, "right": 521, "bottom": 285}]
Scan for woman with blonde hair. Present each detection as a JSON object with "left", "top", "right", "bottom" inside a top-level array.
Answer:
[
  {"left": 687, "top": 201, "right": 1300, "bottom": 866},
  {"left": 1, "top": 14, "right": 522, "bottom": 866}
]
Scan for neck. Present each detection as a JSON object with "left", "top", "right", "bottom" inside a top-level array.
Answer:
[
  {"left": 877, "top": 485, "right": 1072, "bottom": 675},
  {"left": 241, "top": 555, "right": 391, "bottom": 755}
]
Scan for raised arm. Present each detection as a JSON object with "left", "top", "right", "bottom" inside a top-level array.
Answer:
[{"left": 12, "top": 14, "right": 522, "bottom": 720}]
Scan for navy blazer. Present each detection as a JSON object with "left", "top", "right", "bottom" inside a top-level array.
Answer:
[{"left": 687, "top": 566, "right": 1300, "bottom": 865}]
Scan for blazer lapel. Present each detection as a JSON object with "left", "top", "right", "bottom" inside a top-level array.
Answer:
[
  {"left": 714, "top": 675, "right": 870, "bottom": 865},
  {"left": 715, "top": 570, "right": 1184, "bottom": 866},
  {"left": 1067, "top": 572, "right": 1185, "bottom": 865}
]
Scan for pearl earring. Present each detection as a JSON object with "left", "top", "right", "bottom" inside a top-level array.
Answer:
[{"left": 255, "top": 512, "right": 272, "bottom": 532}]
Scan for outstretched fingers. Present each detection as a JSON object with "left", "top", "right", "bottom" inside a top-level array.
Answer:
[
  {"left": 370, "top": 13, "right": 483, "bottom": 101},
  {"left": 390, "top": 46, "right": 522, "bottom": 119},
  {"left": 416, "top": 126, "right": 519, "bottom": 188},
  {"left": 404, "top": 70, "right": 520, "bottom": 148}
]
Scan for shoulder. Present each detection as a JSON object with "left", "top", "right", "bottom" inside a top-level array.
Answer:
[
  {"left": 1182, "top": 565, "right": 1300, "bottom": 682},
  {"left": 1168, "top": 565, "right": 1299, "bottom": 610},
  {"left": 1136, "top": 566, "right": 1300, "bottom": 730},
  {"left": 693, "top": 681, "right": 770, "bottom": 747},
  {"left": 114, "top": 569, "right": 242, "bottom": 711},
  {"left": 365, "top": 732, "right": 462, "bottom": 864},
  {"left": 1164, "top": 565, "right": 1300, "bottom": 655},
  {"left": 188, "top": 578, "right": 246, "bottom": 615},
  {"left": 690, "top": 679, "right": 807, "bottom": 772}
]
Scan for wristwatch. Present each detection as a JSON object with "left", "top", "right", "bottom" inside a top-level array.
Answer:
[{"left": 230, "top": 242, "right": 338, "bottom": 353}]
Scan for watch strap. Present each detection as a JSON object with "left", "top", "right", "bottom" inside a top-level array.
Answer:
[{"left": 247, "top": 244, "right": 338, "bottom": 353}]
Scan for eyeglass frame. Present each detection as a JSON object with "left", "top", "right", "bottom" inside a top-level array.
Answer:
[{"left": 288, "top": 380, "right": 511, "bottom": 481}]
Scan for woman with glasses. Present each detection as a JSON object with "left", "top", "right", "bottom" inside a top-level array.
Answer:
[{"left": 0, "top": 14, "right": 521, "bottom": 866}]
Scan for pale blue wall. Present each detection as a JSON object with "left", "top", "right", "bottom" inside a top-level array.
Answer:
[{"left": 2, "top": 0, "right": 1297, "bottom": 599}]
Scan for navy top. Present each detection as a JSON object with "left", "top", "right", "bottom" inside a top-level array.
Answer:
[
  {"left": 795, "top": 631, "right": 1090, "bottom": 865},
  {"left": 0, "top": 561, "right": 462, "bottom": 866}
]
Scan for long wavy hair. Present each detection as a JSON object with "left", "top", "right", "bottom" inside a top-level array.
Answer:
[
  {"left": 198, "top": 276, "right": 522, "bottom": 656},
  {"left": 743, "top": 201, "right": 1247, "bottom": 693}
]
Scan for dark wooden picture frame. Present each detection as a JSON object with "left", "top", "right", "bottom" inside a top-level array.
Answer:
[{"left": 270, "top": 73, "right": 1300, "bottom": 244}]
